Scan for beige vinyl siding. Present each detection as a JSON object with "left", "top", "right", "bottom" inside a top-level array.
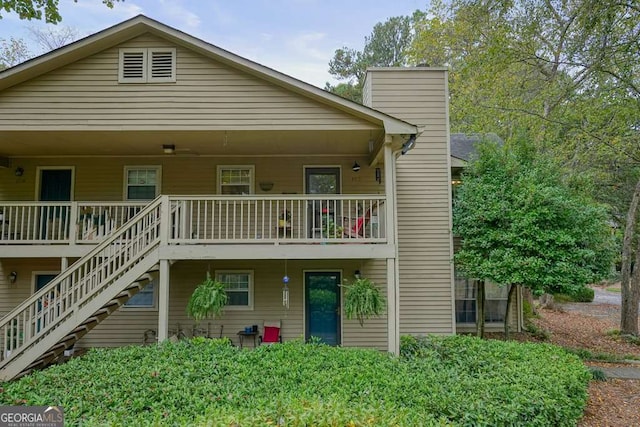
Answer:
[
  {"left": 0, "top": 155, "right": 383, "bottom": 201},
  {"left": 365, "top": 68, "right": 455, "bottom": 335},
  {"left": 342, "top": 258, "right": 388, "bottom": 349},
  {"left": 0, "top": 259, "right": 61, "bottom": 317},
  {"left": 0, "top": 34, "right": 375, "bottom": 131},
  {"left": 78, "top": 259, "right": 388, "bottom": 350}
]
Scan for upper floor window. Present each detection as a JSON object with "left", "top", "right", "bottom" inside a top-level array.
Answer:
[
  {"left": 119, "top": 48, "right": 176, "bottom": 83},
  {"left": 125, "top": 167, "right": 161, "bottom": 200},
  {"left": 217, "top": 166, "right": 254, "bottom": 195}
]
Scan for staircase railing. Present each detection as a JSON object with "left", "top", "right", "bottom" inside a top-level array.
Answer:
[{"left": 0, "top": 196, "right": 164, "bottom": 365}]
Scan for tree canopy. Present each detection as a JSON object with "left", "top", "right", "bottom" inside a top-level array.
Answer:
[
  {"left": 453, "top": 139, "right": 614, "bottom": 294},
  {"left": 325, "top": 15, "right": 413, "bottom": 102},
  {"left": 0, "top": 0, "right": 120, "bottom": 24}
]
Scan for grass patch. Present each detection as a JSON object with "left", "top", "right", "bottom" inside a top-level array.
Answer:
[
  {"left": 606, "top": 329, "right": 640, "bottom": 346},
  {"left": 565, "top": 347, "right": 639, "bottom": 362},
  {"left": 1, "top": 336, "right": 590, "bottom": 426},
  {"left": 605, "top": 287, "right": 621, "bottom": 293},
  {"left": 589, "top": 368, "right": 607, "bottom": 381}
]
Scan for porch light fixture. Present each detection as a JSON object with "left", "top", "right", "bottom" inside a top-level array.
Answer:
[
  {"left": 354, "top": 270, "right": 361, "bottom": 280},
  {"left": 8, "top": 271, "right": 17, "bottom": 284},
  {"left": 352, "top": 161, "right": 361, "bottom": 172},
  {"left": 375, "top": 167, "right": 381, "bottom": 184},
  {"left": 14, "top": 167, "right": 24, "bottom": 177},
  {"left": 162, "top": 144, "right": 175, "bottom": 154}
]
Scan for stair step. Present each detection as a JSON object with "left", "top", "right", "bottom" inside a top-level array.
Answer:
[
  {"left": 60, "top": 333, "right": 80, "bottom": 344},
  {"left": 70, "top": 325, "right": 90, "bottom": 335},
  {"left": 115, "top": 289, "right": 137, "bottom": 299}
]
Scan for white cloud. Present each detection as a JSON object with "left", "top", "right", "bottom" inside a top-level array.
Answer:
[
  {"left": 158, "top": 0, "right": 201, "bottom": 29},
  {"left": 287, "top": 32, "right": 330, "bottom": 61}
]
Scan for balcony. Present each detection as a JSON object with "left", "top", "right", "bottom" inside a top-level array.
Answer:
[{"left": 0, "top": 195, "right": 389, "bottom": 259}]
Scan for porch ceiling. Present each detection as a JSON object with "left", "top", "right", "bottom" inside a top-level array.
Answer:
[{"left": 1, "top": 130, "right": 386, "bottom": 157}]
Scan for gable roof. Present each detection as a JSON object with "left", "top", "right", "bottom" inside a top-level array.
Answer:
[
  {"left": 450, "top": 133, "right": 503, "bottom": 162},
  {"left": 0, "top": 15, "right": 417, "bottom": 136}
]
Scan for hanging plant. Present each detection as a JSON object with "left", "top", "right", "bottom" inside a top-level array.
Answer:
[
  {"left": 342, "top": 277, "right": 386, "bottom": 327},
  {"left": 186, "top": 272, "right": 228, "bottom": 322}
]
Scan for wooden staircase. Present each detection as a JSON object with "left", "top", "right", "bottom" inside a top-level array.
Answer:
[{"left": 0, "top": 197, "right": 164, "bottom": 381}]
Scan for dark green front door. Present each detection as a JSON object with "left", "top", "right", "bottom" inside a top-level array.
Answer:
[
  {"left": 39, "top": 169, "right": 72, "bottom": 202},
  {"left": 39, "top": 169, "right": 72, "bottom": 238},
  {"left": 305, "top": 271, "right": 341, "bottom": 345}
]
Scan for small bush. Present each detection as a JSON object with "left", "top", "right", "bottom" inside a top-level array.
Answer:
[
  {"left": 523, "top": 298, "right": 537, "bottom": 319},
  {"left": 1, "top": 337, "right": 590, "bottom": 426},
  {"left": 553, "top": 286, "right": 595, "bottom": 303},
  {"left": 590, "top": 368, "right": 607, "bottom": 381},
  {"left": 571, "top": 287, "right": 595, "bottom": 302},
  {"left": 524, "top": 322, "right": 550, "bottom": 341}
]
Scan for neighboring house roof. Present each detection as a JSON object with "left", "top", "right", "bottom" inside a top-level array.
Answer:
[
  {"left": 450, "top": 133, "right": 503, "bottom": 163},
  {"left": 0, "top": 14, "right": 417, "bottom": 137}
]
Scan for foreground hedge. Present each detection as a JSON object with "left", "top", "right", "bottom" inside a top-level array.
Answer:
[{"left": 0, "top": 336, "right": 589, "bottom": 426}]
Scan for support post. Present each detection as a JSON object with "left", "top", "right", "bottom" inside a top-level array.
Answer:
[
  {"left": 157, "top": 259, "right": 170, "bottom": 342},
  {"left": 383, "top": 141, "right": 400, "bottom": 354},
  {"left": 386, "top": 258, "right": 399, "bottom": 354}
]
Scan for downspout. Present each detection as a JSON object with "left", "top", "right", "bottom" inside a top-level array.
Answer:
[{"left": 386, "top": 133, "right": 417, "bottom": 354}]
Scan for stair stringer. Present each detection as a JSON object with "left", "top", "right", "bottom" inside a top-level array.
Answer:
[{"left": 0, "top": 249, "right": 160, "bottom": 381}]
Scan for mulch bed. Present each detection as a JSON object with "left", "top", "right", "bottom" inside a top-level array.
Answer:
[{"left": 524, "top": 304, "right": 640, "bottom": 426}]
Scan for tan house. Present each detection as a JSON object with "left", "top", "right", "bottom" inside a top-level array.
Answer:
[{"left": 0, "top": 15, "right": 458, "bottom": 381}]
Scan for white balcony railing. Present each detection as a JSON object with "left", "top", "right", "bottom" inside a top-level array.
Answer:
[
  {"left": 0, "top": 195, "right": 386, "bottom": 246},
  {"left": 0, "top": 202, "right": 147, "bottom": 244},
  {"left": 170, "top": 195, "right": 385, "bottom": 243}
]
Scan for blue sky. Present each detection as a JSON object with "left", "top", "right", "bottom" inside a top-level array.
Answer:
[{"left": 0, "top": 0, "right": 428, "bottom": 87}]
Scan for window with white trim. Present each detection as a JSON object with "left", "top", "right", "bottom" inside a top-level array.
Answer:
[
  {"left": 123, "top": 282, "right": 156, "bottom": 308},
  {"left": 217, "top": 166, "right": 254, "bottom": 195},
  {"left": 455, "top": 272, "right": 509, "bottom": 323},
  {"left": 119, "top": 48, "right": 176, "bottom": 83},
  {"left": 125, "top": 167, "right": 161, "bottom": 200},
  {"left": 216, "top": 270, "right": 253, "bottom": 310}
]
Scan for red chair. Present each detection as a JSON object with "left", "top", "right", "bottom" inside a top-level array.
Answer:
[
  {"left": 343, "top": 202, "right": 383, "bottom": 238},
  {"left": 259, "top": 320, "right": 282, "bottom": 344}
]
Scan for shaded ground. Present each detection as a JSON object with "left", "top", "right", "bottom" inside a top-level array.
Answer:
[{"left": 527, "top": 284, "right": 640, "bottom": 427}]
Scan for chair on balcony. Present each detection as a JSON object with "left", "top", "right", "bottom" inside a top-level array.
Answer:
[
  {"left": 259, "top": 320, "right": 282, "bottom": 345},
  {"left": 343, "top": 202, "right": 383, "bottom": 238}
]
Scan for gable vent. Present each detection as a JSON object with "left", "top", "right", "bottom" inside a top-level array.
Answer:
[
  {"left": 118, "top": 48, "right": 176, "bottom": 83},
  {"left": 121, "top": 51, "right": 145, "bottom": 80},
  {"left": 150, "top": 50, "right": 174, "bottom": 80}
]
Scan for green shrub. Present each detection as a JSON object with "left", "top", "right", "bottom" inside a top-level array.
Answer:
[
  {"left": 1, "top": 337, "right": 590, "bottom": 426},
  {"left": 524, "top": 321, "right": 550, "bottom": 341},
  {"left": 522, "top": 298, "right": 536, "bottom": 319},
  {"left": 553, "top": 286, "right": 594, "bottom": 303},
  {"left": 570, "top": 286, "right": 595, "bottom": 302},
  {"left": 590, "top": 368, "right": 607, "bottom": 381}
]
